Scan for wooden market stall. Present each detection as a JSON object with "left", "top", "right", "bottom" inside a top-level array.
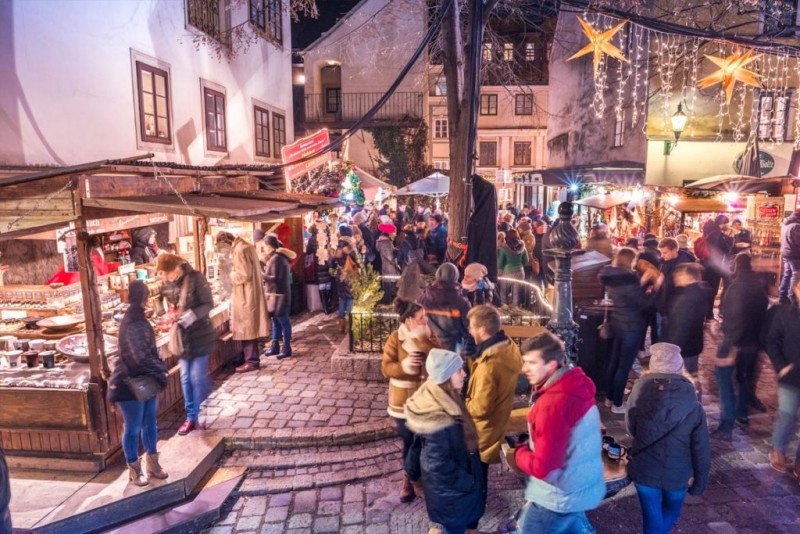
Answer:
[{"left": 0, "top": 158, "right": 336, "bottom": 471}]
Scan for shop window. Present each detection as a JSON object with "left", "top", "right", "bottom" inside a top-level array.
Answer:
[
  {"left": 525, "top": 42, "right": 535, "bottom": 61},
  {"left": 758, "top": 92, "right": 790, "bottom": 141},
  {"left": 204, "top": 86, "right": 227, "bottom": 151},
  {"left": 273, "top": 112, "right": 286, "bottom": 156},
  {"left": 434, "top": 118, "right": 448, "bottom": 139},
  {"left": 135, "top": 61, "right": 172, "bottom": 144},
  {"left": 514, "top": 142, "right": 532, "bottom": 166},
  {"left": 503, "top": 42, "right": 514, "bottom": 61},
  {"left": 515, "top": 94, "right": 533, "bottom": 115},
  {"left": 613, "top": 110, "right": 625, "bottom": 147},
  {"left": 479, "top": 141, "right": 497, "bottom": 166},
  {"left": 480, "top": 94, "right": 498, "bottom": 116},
  {"left": 254, "top": 106, "right": 270, "bottom": 157}
]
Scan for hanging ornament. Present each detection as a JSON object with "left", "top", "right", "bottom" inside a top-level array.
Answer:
[
  {"left": 567, "top": 17, "right": 629, "bottom": 76},
  {"left": 697, "top": 48, "right": 762, "bottom": 105}
]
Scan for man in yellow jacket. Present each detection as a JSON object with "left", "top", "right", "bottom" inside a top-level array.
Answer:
[{"left": 465, "top": 304, "right": 523, "bottom": 533}]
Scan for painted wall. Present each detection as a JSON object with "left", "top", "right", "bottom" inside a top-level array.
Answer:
[
  {"left": 646, "top": 139, "right": 796, "bottom": 186},
  {"left": 0, "top": 0, "right": 293, "bottom": 167}
]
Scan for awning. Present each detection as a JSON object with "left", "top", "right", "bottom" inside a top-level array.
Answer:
[
  {"left": 669, "top": 198, "right": 743, "bottom": 213},
  {"left": 574, "top": 194, "right": 630, "bottom": 210},
  {"left": 82, "top": 192, "right": 340, "bottom": 222},
  {"left": 355, "top": 168, "right": 394, "bottom": 191},
  {"left": 396, "top": 172, "right": 450, "bottom": 196},
  {"left": 526, "top": 162, "right": 645, "bottom": 187},
  {"left": 684, "top": 174, "right": 798, "bottom": 191}
]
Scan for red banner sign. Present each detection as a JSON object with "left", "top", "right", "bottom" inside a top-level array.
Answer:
[
  {"left": 759, "top": 205, "right": 780, "bottom": 219},
  {"left": 281, "top": 129, "right": 332, "bottom": 189}
]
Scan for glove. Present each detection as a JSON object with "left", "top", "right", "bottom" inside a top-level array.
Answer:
[{"left": 177, "top": 309, "right": 197, "bottom": 329}]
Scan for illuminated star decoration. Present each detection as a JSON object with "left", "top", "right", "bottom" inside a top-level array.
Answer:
[
  {"left": 697, "top": 48, "right": 762, "bottom": 105},
  {"left": 567, "top": 17, "right": 629, "bottom": 76}
]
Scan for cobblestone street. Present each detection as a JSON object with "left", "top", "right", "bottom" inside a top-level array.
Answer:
[{"left": 204, "top": 315, "right": 800, "bottom": 534}]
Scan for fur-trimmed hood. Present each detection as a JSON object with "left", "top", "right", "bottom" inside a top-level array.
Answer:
[
  {"left": 276, "top": 247, "right": 297, "bottom": 261},
  {"left": 404, "top": 380, "right": 462, "bottom": 436}
]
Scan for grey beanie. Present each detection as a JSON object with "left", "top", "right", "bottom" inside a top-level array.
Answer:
[
  {"left": 649, "top": 343, "right": 684, "bottom": 375},
  {"left": 435, "top": 263, "right": 459, "bottom": 284},
  {"left": 426, "top": 348, "right": 463, "bottom": 385}
]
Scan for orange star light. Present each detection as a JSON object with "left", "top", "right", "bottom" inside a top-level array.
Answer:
[
  {"left": 697, "top": 48, "right": 762, "bottom": 105},
  {"left": 567, "top": 17, "right": 629, "bottom": 75}
]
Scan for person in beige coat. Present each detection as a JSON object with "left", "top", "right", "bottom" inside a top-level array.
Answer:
[{"left": 232, "top": 235, "right": 269, "bottom": 373}]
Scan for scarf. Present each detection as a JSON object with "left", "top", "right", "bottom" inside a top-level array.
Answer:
[{"left": 406, "top": 379, "right": 480, "bottom": 454}]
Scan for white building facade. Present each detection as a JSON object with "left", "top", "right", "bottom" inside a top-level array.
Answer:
[{"left": 0, "top": 0, "right": 294, "bottom": 168}]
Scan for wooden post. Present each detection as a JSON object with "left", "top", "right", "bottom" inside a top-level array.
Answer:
[
  {"left": 195, "top": 216, "right": 208, "bottom": 276},
  {"left": 284, "top": 217, "right": 305, "bottom": 284}
]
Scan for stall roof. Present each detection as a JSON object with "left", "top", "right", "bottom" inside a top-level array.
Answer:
[
  {"left": 684, "top": 174, "right": 798, "bottom": 191},
  {"left": 574, "top": 194, "right": 630, "bottom": 210},
  {"left": 526, "top": 162, "right": 645, "bottom": 187},
  {"left": 670, "top": 198, "right": 743, "bottom": 213},
  {"left": 82, "top": 192, "right": 340, "bottom": 221}
]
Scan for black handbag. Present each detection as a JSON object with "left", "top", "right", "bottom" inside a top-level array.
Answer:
[{"left": 124, "top": 374, "right": 161, "bottom": 402}]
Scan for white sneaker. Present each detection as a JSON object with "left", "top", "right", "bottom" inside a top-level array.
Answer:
[{"left": 610, "top": 404, "right": 626, "bottom": 414}]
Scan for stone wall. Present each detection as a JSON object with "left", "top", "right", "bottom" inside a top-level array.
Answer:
[{"left": 330, "top": 338, "right": 384, "bottom": 382}]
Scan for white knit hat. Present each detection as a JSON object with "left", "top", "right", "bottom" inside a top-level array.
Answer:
[
  {"left": 649, "top": 343, "right": 684, "bottom": 374},
  {"left": 426, "top": 349, "right": 464, "bottom": 385}
]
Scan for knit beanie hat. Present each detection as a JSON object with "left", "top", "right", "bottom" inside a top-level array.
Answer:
[
  {"left": 464, "top": 262, "right": 488, "bottom": 281},
  {"left": 435, "top": 263, "right": 459, "bottom": 284},
  {"left": 339, "top": 225, "right": 354, "bottom": 237},
  {"left": 675, "top": 234, "right": 690, "bottom": 249},
  {"left": 128, "top": 280, "right": 149, "bottom": 308},
  {"left": 426, "top": 349, "right": 464, "bottom": 385},
  {"left": 253, "top": 228, "right": 266, "bottom": 243},
  {"left": 649, "top": 343, "right": 684, "bottom": 374}
]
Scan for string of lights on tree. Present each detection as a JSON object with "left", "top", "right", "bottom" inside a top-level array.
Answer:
[{"left": 566, "top": 12, "right": 800, "bottom": 149}]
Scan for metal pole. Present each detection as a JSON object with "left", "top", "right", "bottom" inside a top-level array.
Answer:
[{"left": 461, "top": 0, "right": 484, "bottom": 241}]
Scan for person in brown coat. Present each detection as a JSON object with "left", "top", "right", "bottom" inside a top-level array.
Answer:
[
  {"left": 465, "top": 304, "right": 523, "bottom": 532},
  {"left": 381, "top": 298, "right": 440, "bottom": 503},
  {"left": 232, "top": 236, "right": 270, "bottom": 373}
]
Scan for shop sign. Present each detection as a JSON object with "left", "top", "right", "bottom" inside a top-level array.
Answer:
[
  {"left": 733, "top": 150, "right": 776, "bottom": 176},
  {"left": 759, "top": 204, "right": 780, "bottom": 219},
  {"left": 282, "top": 129, "right": 332, "bottom": 187}
]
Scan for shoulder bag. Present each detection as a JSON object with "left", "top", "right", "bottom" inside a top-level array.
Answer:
[
  {"left": 166, "top": 274, "right": 190, "bottom": 357},
  {"left": 598, "top": 302, "right": 614, "bottom": 339}
]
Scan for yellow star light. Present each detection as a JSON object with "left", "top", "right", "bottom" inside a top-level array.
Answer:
[
  {"left": 697, "top": 48, "right": 762, "bottom": 105},
  {"left": 567, "top": 17, "right": 629, "bottom": 75}
]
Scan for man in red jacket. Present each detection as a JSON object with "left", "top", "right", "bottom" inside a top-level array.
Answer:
[{"left": 514, "top": 332, "right": 605, "bottom": 532}]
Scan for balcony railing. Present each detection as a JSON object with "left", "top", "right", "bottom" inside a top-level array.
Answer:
[{"left": 303, "top": 92, "right": 424, "bottom": 125}]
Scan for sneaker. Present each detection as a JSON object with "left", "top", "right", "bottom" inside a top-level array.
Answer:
[
  {"left": 736, "top": 415, "right": 749, "bottom": 426},
  {"left": 632, "top": 358, "right": 644, "bottom": 376},
  {"left": 770, "top": 448, "right": 789, "bottom": 472},
  {"left": 610, "top": 404, "right": 626, "bottom": 414},
  {"left": 603, "top": 399, "right": 613, "bottom": 408},
  {"left": 178, "top": 420, "right": 196, "bottom": 436},
  {"left": 235, "top": 362, "right": 259, "bottom": 373}
]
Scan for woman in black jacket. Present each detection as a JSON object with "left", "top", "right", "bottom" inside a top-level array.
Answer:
[
  {"left": 156, "top": 254, "right": 216, "bottom": 436},
  {"left": 599, "top": 247, "right": 655, "bottom": 413},
  {"left": 264, "top": 233, "right": 295, "bottom": 359},
  {"left": 108, "top": 281, "right": 169, "bottom": 486},
  {"left": 130, "top": 226, "right": 159, "bottom": 265},
  {"left": 405, "top": 348, "right": 485, "bottom": 533},
  {"left": 626, "top": 343, "right": 710, "bottom": 534}
]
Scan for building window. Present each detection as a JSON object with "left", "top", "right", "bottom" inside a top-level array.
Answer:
[
  {"left": 326, "top": 88, "right": 341, "bottom": 113},
  {"left": 432, "top": 73, "right": 447, "bottom": 96},
  {"left": 480, "top": 94, "right": 498, "bottom": 116},
  {"left": 434, "top": 118, "right": 448, "bottom": 139},
  {"left": 515, "top": 94, "right": 534, "bottom": 115},
  {"left": 204, "top": 87, "right": 227, "bottom": 151},
  {"left": 479, "top": 141, "right": 497, "bottom": 166},
  {"left": 187, "top": 0, "right": 229, "bottom": 43},
  {"left": 758, "top": 93, "right": 790, "bottom": 141},
  {"left": 482, "top": 42, "right": 493, "bottom": 62},
  {"left": 613, "top": 111, "right": 625, "bottom": 147},
  {"left": 513, "top": 142, "right": 532, "bottom": 166},
  {"left": 525, "top": 42, "right": 535, "bottom": 61},
  {"left": 135, "top": 62, "right": 171, "bottom": 144},
  {"left": 254, "top": 106, "right": 270, "bottom": 157},
  {"left": 273, "top": 112, "right": 286, "bottom": 156},
  {"left": 249, "top": 0, "right": 282, "bottom": 45},
  {"left": 433, "top": 160, "right": 450, "bottom": 171},
  {"left": 503, "top": 42, "right": 514, "bottom": 61}
]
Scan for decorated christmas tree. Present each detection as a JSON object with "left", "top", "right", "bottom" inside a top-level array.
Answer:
[{"left": 339, "top": 163, "right": 365, "bottom": 206}]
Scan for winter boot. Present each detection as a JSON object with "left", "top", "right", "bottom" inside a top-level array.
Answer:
[
  {"left": 265, "top": 341, "right": 281, "bottom": 356},
  {"left": 399, "top": 473, "right": 416, "bottom": 503},
  {"left": 770, "top": 448, "right": 789, "bottom": 472},
  {"left": 145, "top": 452, "right": 169, "bottom": 480},
  {"left": 277, "top": 342, "right": 292, "bottom": 360},
  {"left": 339, "top": 319, "right": 347, "bottom": 334},
  {"left": 127, "top": 459, "right": 148, "bottom": 487}
]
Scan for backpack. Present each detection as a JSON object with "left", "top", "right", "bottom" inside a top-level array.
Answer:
[{"left": 694, "top": 236, "right": 709, "bottom": 261}]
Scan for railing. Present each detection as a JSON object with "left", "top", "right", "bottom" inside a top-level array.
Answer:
[
  {"left": 347, "top": 276, "right": 552, "bottom": 353},
  {"left": 303, "top": 92, "right": 424, "bottom": 124}
]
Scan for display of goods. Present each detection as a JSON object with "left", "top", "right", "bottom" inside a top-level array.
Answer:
[
  {"left": 56, "top": 334, "right": 118, "bottom": 364},
  {"left": 36, "top": 315, "right": 85, "bottom": 332},
  {"left": 0, "top": 319, "right": 24, "bottom": 333}
]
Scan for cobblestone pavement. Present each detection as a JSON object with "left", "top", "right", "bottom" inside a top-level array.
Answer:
[{"left": 205, "top": 317, "right": 800, "bottom": 534}]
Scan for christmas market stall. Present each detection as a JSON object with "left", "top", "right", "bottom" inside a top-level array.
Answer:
[{"left": 0, "top": 158, "right": 335, "bottom": 471}]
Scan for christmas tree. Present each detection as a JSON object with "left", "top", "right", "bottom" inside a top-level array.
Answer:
[{"left": 339, "top": 164, "right": 365, "bottom": 206}]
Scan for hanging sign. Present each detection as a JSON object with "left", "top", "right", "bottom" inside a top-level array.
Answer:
[
  {"left": 282, "top": 129, "right": 332, "bottom": 189},
  {"left": 733, "top": 150, "right": 776, "bottom": 176}
]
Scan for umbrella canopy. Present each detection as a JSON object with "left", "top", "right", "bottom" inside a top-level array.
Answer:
[{"left": 396, "top": 172, "right": 450, "bottom": 196}]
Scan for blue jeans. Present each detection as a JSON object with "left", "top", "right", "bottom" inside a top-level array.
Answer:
[
  {"left": 778, "top": 258, "right": 800, "bottom": 301},
  {"left": 715, "top": 337, "right": 752, "bottom": 431},
  {"left": 271, "top": 312, "right": 292, "bottom": 346},
  {"left": 179, "top": 355, "right": 209, "bottom": 422},
  {"left": 338, "top": 297, "right": 354, "bottom": 319},
  {"left": 606, "top": 328, "right": 645, "bottom": 407},
  {"left": 117, "top": 397, "right": 158, "bottom": 463},
  {"left": 518, "top": 501, "right": 595, "bottom": 533},
  {"left": 773, "top": 384, "right": 800, "bottom": 461},
  {"left": 441, "top": 527, "right": 465, "bottom": 534},
  {"left": 635, "top": 483, "right": 687, "bottom": 534}
]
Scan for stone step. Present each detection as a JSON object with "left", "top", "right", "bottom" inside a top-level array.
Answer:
[{"left": 221, "top": 419, "right": 396, "bottom": 450}]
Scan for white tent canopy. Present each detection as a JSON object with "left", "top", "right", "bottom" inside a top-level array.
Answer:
[{"left": 396, "top": 172, "right": 450, "bottom": 197}]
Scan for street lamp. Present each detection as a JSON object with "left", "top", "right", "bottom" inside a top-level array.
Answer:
[{"left": 664, "top": 103, "right": 688, "bottom": 156}]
